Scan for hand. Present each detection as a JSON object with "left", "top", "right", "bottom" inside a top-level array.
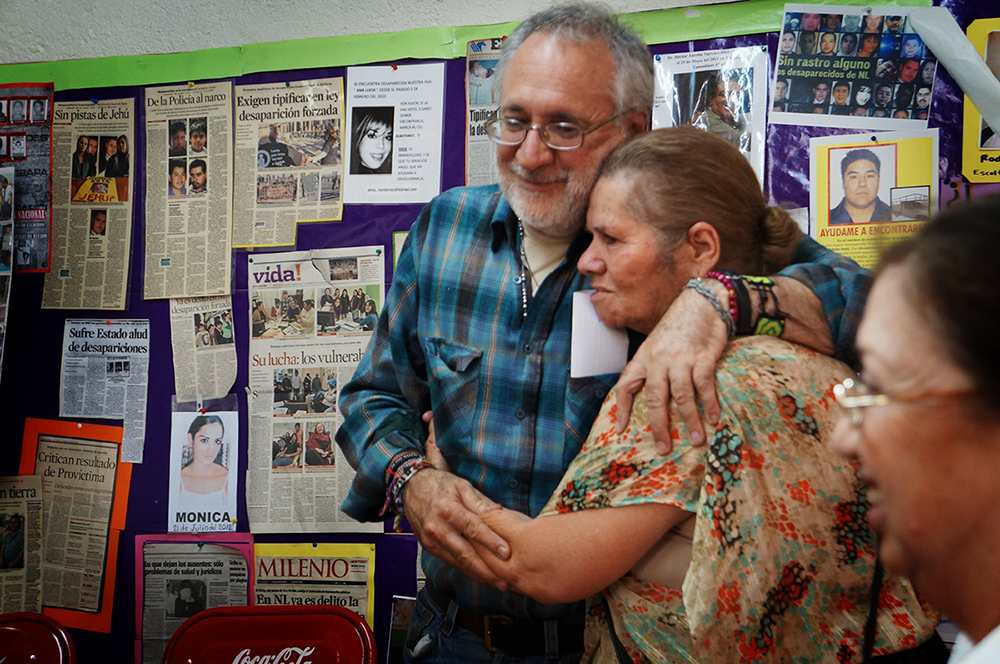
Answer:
[
  {"left": 421, "top": 411, "right": 450, "bottom": 472},
  {"left": 614, "top": 284, "right": 727, "bottom": 455},
  {"left": 403, "top": 467, "right": 511, "bottom": 590}
]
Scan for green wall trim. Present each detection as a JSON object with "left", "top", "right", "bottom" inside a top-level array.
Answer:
[{"left": 0, "top": 0, "right": 931, "bottom": 91}]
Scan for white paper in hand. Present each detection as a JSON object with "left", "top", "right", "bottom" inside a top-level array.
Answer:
[{"left": 571, "top": 290, "right": 629, "bottom": 378}]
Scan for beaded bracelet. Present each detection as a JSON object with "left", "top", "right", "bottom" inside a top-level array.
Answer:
[
  {"left": 379, "top": 450, "right": 425, "bottom": 517},
  {"left": 703, "top": 271, "right": 738, "bottom": 324},
  {"left": 391, "top": 458, "right": 436, "bottom": 517},
  {"left": 683, "top": 278, "right": 734, "bottom": 338}
]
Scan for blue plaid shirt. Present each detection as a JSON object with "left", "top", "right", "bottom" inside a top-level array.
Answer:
[{"left": 336, "top": 185, "right": 871, "bottom": 619}]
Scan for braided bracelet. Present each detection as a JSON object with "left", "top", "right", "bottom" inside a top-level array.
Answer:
[
  {"left": 391, "top": 458, "right": 436, "bottom": 517},
  {"left": 379, "top": 450, "right": 425, "bottom": 517},
  {"left": 683, "top": 278, "right": 735, "bottom": 338}
]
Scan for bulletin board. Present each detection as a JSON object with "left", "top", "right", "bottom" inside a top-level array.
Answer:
[{"left": 1, "top": 0, "right": 991, "bottom": 659}]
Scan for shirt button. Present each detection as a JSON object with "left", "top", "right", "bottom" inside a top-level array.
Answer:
[
  {"left": 508, "top": 479, "right": 518, "bottom": 489},
  {"left": 515, "top": 409, "right": 525, "bottom": 419},
  {"left": 513, "top": 275, "right": 523, "bottom": 284},
  {"left": 522, "top": 343, "right": 532, "bottom": 354}
]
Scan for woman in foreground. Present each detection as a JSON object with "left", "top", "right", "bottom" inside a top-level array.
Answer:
[
  {"left": 830, "top": 197, "right": 1000, "bottom": 662},
  {"left": 463, "top": 128, "right": 942, "bottom": 663}
]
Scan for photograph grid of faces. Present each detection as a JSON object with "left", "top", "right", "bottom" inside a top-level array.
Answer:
[
  {"left": 0, "top": 96, "right": 47, "bottom": 164},
  {"left": 775, "top": 11, "right": 936, "bottom": 120},
  {"left": 167, "top": 116, "right": 209, "bottom": 197}
]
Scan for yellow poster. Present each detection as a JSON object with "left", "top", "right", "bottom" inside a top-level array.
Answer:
[
  {"left": 810, "top": 129, "right": 938, "bottom": 269},
  {"left": 254, "top": 542, "right": 375, "bottom": 630},
  {"left": 962, "top": 18, "right": 1000, "bottom": 182}
]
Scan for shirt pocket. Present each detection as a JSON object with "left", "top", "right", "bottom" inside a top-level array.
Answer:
[{"left": 424, "top": 337, "right": 482, "bottom": 453}]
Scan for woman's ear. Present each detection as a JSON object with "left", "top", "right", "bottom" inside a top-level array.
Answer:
[{"left": 686, "top": 222, "right": 721, "bottom": 273}]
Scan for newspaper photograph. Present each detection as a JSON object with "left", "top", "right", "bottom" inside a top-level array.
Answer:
[
  {"left": 254, "top": 542, "right": 374, "bottom": 626},
  {"left": 246, "top": 248, "right": 384, "bottom": 533},
  {"left": 140, "top": 541, "right": 248, "bottom": 664},
  {"left": 1, "top": 82, "right": 54, "bottom": 272},
  {"left": 344, "top": 63, "right": 445, "bottom": 204},
  {"left": 143, "top": 81, "right": 233, "bottom": 299},
  {"left": 0, "top": 475, "right": 42, "bottom": 613},
  {"left": 169, "top": 295, "right": 237, "bottom": 403},
  {"left": 652, "top": 46, "right": 768, "bottom": 185},
  {"left": 168, "top": 407, "right": 239, "bottom": 533},
  {"left": 31, "top": 434, "right": 120, "bottom": 612},
  {"left": 59, "top": 319, "right": 150, "bottom": 463},
  {"left": 771, "top": 5, "right": 936, "bottom": 128},
  {"left": 233, "top": 78, "right": 345, "bottom": 248},
  {"left": 43, "top": 99, "right": 135, "bottom": 310},
  {"left": 0, "top": 164, "right": 13, "bottom": 383},
  {"left": 466, "top": 38, "right": 502, "bottom": 186}
]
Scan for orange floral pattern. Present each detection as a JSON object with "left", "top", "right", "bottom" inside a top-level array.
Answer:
[{"left": 541, "top": 337, "right": 940, "bottom": 663}]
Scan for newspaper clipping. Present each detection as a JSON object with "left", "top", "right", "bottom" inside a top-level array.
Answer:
[
  {"left": 344, "top": 63, "right": 445, "bottom": 204},
  {"left": 141, "top": 541, "right": 248, "bottom": 663},
  {"left": 1, "top": 82, "right": 54, "bottom": 272},
  {"left": 43, "top": 99, "right": 135, "bottom": 310},
  {"left": 254, "top": 542, "right": 374, "bottom": 625},
  {"left": 32, "top": 434, "right": 120, "bottom": 612},
  {"left": 59, "top": 319, "right": 150, "bottom": 463},
  {"left": 168, "top": 408, "right": 239, "bottom": 533},
  {"left": 144, "top": 81, "right": 233, "bottom": 299},
  {"left": 246, "top": 248, "right": 383, "bottom": 533},
  {"left": 169, "top": 295, "right": 237, "bottom": 403},
  {"left": 0, "top": 475, "right": 42, "bottom": 613},
  {"left": 0, "top": 164, "right": 13, "bottom": 381},
  {"left": 233, "top": 78, "right": 345, "bottom": 248},
  {"left": 652, "top": 47, "right": 768, "bottom": 186},
  {"left": 466, "top": 38, "right": 502, "bottom": 186}
]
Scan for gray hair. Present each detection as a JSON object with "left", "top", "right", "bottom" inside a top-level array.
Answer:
[{"left": 491, "top": 3, "right": 654, "bottom": 115}]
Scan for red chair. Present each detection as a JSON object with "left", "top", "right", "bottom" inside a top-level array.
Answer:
[
  {"left": 161, "top": 605, "right": 376, "bottom": 664},
  {"left": 0, "top": 612, "right": 77, "bottom": 664}
]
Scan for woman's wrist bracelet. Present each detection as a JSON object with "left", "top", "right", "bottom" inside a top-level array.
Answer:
[{"left": 684, "top": 278, "right": 735, "bottom": 338}]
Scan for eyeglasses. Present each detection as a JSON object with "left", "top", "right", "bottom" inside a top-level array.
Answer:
[
  {"left": 484, "top": 111, "right": 626, "bottom": 151},
  {"left": 833, "top": 376, "right": 980, "bottom": 426}
]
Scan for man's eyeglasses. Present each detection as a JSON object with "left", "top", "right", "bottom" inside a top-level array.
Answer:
[
  {"left": 484, "top": 111, "right": 626, "bottom": 151},
  {"left": 833, "top": 376, "right": 980, "bottom": 426}
]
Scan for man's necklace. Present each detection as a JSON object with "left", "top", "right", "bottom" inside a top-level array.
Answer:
[{"left": 518, "top": 221, "right": 530, "bottom": 319}]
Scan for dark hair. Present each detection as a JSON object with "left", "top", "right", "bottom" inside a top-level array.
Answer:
[
  {"left": 169, "top": 121, "right": 186, "bottom": 136},
  {"left": 597, "top": 127, "right": 801, "bottom": 275},
  {"left": 169, "top": 159, "right": 186, "bottom": 175},
  {"left": 117, "top": 135, "right": 129, "bottom": 152},
  {"left": 878, "top": 196, "right": 1000, "bottom": 409},
  {"left": 187, "top": 414, "right": 225, "bottom": 438},
  {"left": 351, "top": 108, "right": 394, "bottom": 173},
  {"left": 185, "top": 414, "right": 225, "bottom": 467},
  {"left": 190, "top": 158, "right": 207, "bottom": 172},
  {"left": 492, "top": 3, "right": 653, "bottom": 114},
  {"left": 840, "top": 148, "right": 880, "bottom": 177}
]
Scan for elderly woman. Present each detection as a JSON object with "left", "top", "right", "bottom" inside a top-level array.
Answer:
[
  {"left": 461, "top": 128, "right": 942, "bottom": 663},
  {"left": 831, "top": 197, "right": 1000, "bottom": 661}
]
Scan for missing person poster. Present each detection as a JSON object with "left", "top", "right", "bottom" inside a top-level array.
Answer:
[
  {"left": 962, "top": 18, "right": 1000, "bottom": 182},
  {"left": 344, "top": 63, "right": 444, "bottom": 204},
  {"left": 771, "top": 4, "right": 936, "bottom": 128},
  {"left": 167, "top": 403, "right": 239, "bottom": 533},
  {"left": 653, "top": 46, "right": 768, "bottom": 185},
  {"left": 810, "top": 128, "right": 939, "bottom": 268}
]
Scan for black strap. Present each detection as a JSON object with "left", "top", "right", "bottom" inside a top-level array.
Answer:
[
  {"left": 863, "top": 555, "right": 885, "bottom": 662},
  {"left": 599, "top": 593, "right": 632, "bottom": 664}
]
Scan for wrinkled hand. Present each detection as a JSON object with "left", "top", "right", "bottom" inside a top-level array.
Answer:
[
  {"left": 614, "top": 285, "right": 728, "bottom": 454},
  {"left": 401, "top": 412, "right": 509, "bottom": 589}
]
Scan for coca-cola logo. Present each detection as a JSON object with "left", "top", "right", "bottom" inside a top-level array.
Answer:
[{"left": 231, "top": 646, "right": 315, "bottom": 664}]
